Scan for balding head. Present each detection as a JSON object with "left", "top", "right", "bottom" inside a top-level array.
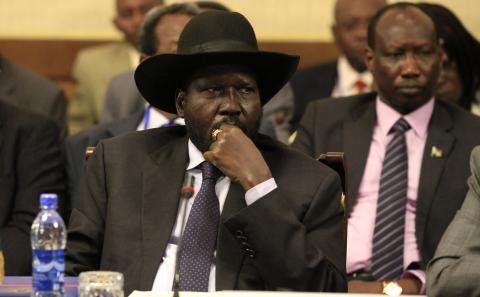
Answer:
[
  {"left": 332, "top": 0, "right": 387, "bottom": 72},
  {"left": 365, "top": 3, "right": 443, "bottom": 114}
]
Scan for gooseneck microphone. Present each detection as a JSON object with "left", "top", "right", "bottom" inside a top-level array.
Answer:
[{"left": 172, "top": 173, "right": 195, "bottom": 297}]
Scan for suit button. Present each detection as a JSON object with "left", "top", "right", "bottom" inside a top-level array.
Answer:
[
  {"left": 235, "top": 230, "right": 244, "bottom": 236},
  {"left": 244, "top": 247, "right": 255, "bottom": 258}
]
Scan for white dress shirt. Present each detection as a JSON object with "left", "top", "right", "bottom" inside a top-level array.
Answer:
[
  {"left": 331, "top": 56, "right": 373, "bottom": 97},
  {"left": 136, "top": 105, "right": 185, "bottom": 131},
  {"left": 151, "top": 140, "right": 277, "bottom": 292}
]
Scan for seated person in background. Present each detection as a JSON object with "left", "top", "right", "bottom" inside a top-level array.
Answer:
[
  {"left": 292, "top": 2, "right": 480, "bottom": 294},
  {"left": 427, "top": 146, "right": 480, "bottom": 297},
  {"left": 66, "top": 11, "right": 347, "bottom": 295},
  {"left": 417, "top": 3, "right": 480, "bottom": 114},
  {"left": 68, "top": 0, "right": 163, "bottom": 135},
  {"left": 0, "top": 101, "right": 65, "bottom": 276},
  {"left": 65, "top": 3, "right": 199, "bottom": 210},
  {"left": 100, "top": 1, "right": 293, "bottom": 143},
  {"left": 100, "top": 1, "right": 223, "bottom": 125},
  {"left": 289, "top": 0, "right": 386, "bottom": 131},
  {"left": 0, "top": 54, "right": 67, "bottom": 137}
]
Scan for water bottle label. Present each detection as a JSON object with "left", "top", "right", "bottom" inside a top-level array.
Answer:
[{"left": 32, "top": 249, "right": 65, "bottom": 293}]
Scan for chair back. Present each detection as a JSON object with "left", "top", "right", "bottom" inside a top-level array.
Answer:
[{"left": 317, "top": 151, "right": 347, "bottom": 243}]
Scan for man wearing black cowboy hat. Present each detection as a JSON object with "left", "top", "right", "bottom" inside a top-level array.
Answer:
[{"left": 66, "top": 11, "right": 347, "bottom": 294}]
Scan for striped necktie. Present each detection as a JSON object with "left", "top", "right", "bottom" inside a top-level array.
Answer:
[{"left": 371, "top": 118, "right": 411, "bottom": 280}]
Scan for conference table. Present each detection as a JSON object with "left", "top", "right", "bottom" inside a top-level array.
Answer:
[{"left": 0, "top": 277, "right": 427, "bottom": 297}]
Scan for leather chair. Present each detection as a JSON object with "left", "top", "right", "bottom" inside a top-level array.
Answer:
[{"left": 317, "top": 152, "right": 347, "bottom": 242}]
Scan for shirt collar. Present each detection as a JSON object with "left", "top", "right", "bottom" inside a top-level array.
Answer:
[
  {"left": 337, "top": 56, "right": 373, "bottom": 91},
  {"left": 376, "top": 96, "right": 435, "bottom": 140},
  {"left": 187, "top": 139, "right": 206, "bottom": 170}
]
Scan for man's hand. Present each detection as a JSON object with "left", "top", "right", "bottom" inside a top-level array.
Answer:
[{"left": 204, "top": 124, "right": 272, "bottom": 191}]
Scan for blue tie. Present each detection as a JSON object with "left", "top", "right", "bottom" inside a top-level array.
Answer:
[
  {"left": 178, "top": 161, "right": 221, "bottom": 291},
  {"left": 371, "top": 118, "right": 411, "bottom": 280}
]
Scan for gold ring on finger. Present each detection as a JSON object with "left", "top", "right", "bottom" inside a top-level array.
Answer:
[{"left": 211, "top": 129, "right": 222, "bottom": 141}]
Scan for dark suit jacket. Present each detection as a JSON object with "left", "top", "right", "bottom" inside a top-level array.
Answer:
[
  {"left": 100, "top": 70, "right": 144, "bottom": 124},
  {"left": 292, "top": 93, "right": 480, "bottom": 268},
  {"left": 290, "top": 60, "right": 337, "bottom": 131},
  {"left": 0, "top": 101, "right": 65, "bottom": 275},
  {"left": 0, "top": 55, "right": 67, "bottom": 136},
  {"left": 65, "top": 109, "right": 144, "bottom": 211},
  {"left": 66, "top": 126, "right": 347, "bottom": 294}
]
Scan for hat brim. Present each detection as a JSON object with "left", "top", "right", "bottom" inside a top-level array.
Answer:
[{"left": 134, "top": 51, "right": 299, "bottom": 114}]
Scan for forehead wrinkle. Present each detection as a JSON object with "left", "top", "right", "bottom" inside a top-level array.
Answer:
[{"left": 376, "top": 7, "right": 437, "bottom": 47}]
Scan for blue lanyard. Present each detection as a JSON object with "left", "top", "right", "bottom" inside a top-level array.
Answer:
[
  {"left": 143, "top": 105, "right": 152, "bottom": 130},
  {"left": 163, "top": 118, "right": 178, "bottom": 127}
]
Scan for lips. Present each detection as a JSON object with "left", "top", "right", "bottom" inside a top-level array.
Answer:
[{"left": 397, "top": 85, "right": 424, "bottom": 95}]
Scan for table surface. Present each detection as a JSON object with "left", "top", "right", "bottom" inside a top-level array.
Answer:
[{"left": 0, "top": 276, "right": 78, "bottom": 297}]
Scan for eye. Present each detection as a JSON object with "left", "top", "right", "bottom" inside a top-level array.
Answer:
[
  {"left": 386, "top": 51, "right": 403, "bottom": 58},
  {"left": 203, "top": 87, "right": 223, "bottom": 97},
  {"left": 239, "top": 87, "right": 254, "bottom": 95}
]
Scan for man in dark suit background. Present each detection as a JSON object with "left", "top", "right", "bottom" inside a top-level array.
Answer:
[
  {"left": 0, "top": 100, "right": 65, "bottom": 276},
  {"left": 0, "top": 55, "right": 67, "bottom": 136},
  {"left": 289, "top": 0, "right": 386, "bottom": 131},
  {"left": 65, "top": 3, "right": 198, "bottom": 210},
  {"left": 293, "top": 2, "right": 480, "bottom": 295},
  {"left": 66, "top": 11, "right": 346, "bottom": 295}
]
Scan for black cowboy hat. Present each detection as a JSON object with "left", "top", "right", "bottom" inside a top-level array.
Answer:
[{"left": 134, "top": 10, "right": 299, "bottom": 114}]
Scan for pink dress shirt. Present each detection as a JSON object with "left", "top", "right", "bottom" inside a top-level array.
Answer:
[{"left": 347, "top": 97, "right": 434, "bottom": 290}]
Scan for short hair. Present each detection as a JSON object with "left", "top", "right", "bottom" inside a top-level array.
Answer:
[
  {"left": 367, "top": 2, "right": 437, "bottom": 49},
  {"left": 417, "top": 3, "right": 480, "bottom": 109},
  {"left": 139, "top": 3, "right": 200, "bottom": 56},
  {"left": 195, "top": 1, "right": 230, "bottom": 12}
]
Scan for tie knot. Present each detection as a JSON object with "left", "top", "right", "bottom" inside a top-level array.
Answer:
[
  {"left": 354, "top": 79, "right": 367, "bottom": 93},
  {"left": 200, "top": 161, "right": 221, "bottom": 181},
  {"left": 390, "top": 118, "right": 411, "bottom": 134}
]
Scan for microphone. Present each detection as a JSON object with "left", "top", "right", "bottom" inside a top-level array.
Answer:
[{"left": 172, "top": 173, "right": 195, "bottom": 297}]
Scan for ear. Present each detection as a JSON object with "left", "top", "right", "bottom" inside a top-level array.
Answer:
[
  {"left": 112, "top": 16, "right": 121, "bottom": 31},
  {"left": 331, "top": 23, "right": 339, "bottom": 42},
  {"left": 364, "top": 46, "right": 374, "bottom": 73},
  {"left": 139, "top": 53, "right": 148, "bottom": 63},
  {"left": 438, "top": 38, "right": 448, "bottom": 65},
  {"left": 175, "top": 89, "right": 186, "bottom": 117}
]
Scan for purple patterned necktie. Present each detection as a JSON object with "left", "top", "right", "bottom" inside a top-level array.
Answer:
[
  {"left": 371, "top": 118, "right": 411, "bottom": 280},
  {"left": 178, "top": 161, "right": 221, "bottom": 291}
]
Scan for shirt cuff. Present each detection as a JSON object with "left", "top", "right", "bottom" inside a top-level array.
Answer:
[
  {"left": 244, "top": 178, "right": 277, "bottom": 205},
  {"left": 402, "top": 269, "right": 426, "bottom": 294}
]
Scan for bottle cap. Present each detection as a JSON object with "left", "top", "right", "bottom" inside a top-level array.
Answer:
[{"left": 40, "top": 193, "right": 58, "bottom": 208}]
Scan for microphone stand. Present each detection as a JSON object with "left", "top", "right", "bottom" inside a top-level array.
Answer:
[{"left": 172, "top": 173, "right": 195, "bottom": 297}]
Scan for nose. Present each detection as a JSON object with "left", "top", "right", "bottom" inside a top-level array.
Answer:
[
  {"left": 401, "top": 53, "right": 420, "bottom": 78},
  {"left": 353, "top": 23, "right": 368, "bottom": 42},
  {"left": 219, "top": 88, "right": 242, "bottom": 116},
  {"left": 132, "top": 10, "right": 144, "bottom": 27}
]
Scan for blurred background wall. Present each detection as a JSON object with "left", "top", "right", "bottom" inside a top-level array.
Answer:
[
  {"left": 0, "top": 0, "right": 478, "bottom": 40},
  {"left": 0, "top": 0, "right": 478, "bottom": 99}
]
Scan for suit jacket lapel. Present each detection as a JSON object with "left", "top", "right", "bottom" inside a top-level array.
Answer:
[
  {"left": 139, "top": 134, "right": 189, "bottom": 290},
  {"left": 343, "top": 95, "right": 377, "bottom": 213},
  {"left": 216, "top": 181, "right": 246, "bottom": 290},
  {"left": 415, "top": 101, "right": 454, "bottom": 250}
]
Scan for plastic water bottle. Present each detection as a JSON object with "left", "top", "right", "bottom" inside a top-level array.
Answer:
[{"left": 31, "top": 193, "right": 66, "bottom": 297}]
